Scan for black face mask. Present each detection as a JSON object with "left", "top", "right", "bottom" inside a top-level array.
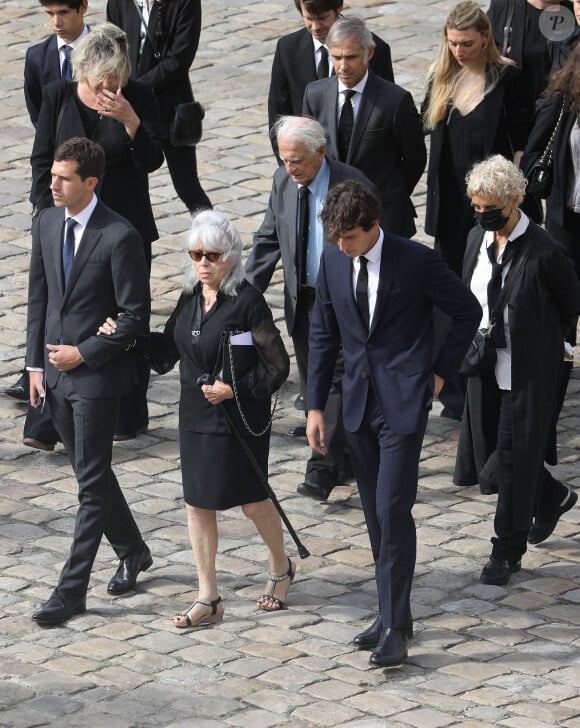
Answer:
[{"left": 474, "top": 207, "right": 510, "bottom": 231}]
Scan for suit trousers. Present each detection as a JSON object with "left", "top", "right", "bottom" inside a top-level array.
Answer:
[
  {"left": 292, "top": 287, "right": 346, "bottom": 487},
  {"left": 162, "top": 139, "right": 212, "bottom": 213},
  {"left": 346, "top": 388, "right": 426, "bottom": 632},
  {"left": 48, "top": 374, "right": 145, "bottom": 596},
  {"left": 23, "top": 398, "right": 60, "bottom": 444}
]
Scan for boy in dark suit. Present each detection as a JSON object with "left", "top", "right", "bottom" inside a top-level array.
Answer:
[
  {"left": 307, "top": 180, "right": 481, "bottom": 666},
  {"left": 27, "top": 137, "right": 152, "bottom": 625}
]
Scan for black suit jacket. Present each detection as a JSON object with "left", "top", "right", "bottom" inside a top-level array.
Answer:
[
  {"left": 24, "top": 35, "right": 61, "bottom": 127},
  {"left": 303, "top": 71, "right": 426, "bottom": 238},
  {"left": 244, "top": 158, "right": 374, "bottom": 335},
  {"left": 30, "top": 79, "right": 163, "bottom": 250},
  {"left": 107, "top": 0, "right": 201, "bottom": 134},
  {"left": 307, "top": 233, "right": 481, "bottom": 434},
  {"left": 26, "top": 200, "right": 150, "bottom": 397},
  {"left": 268, "top": 26, "right": 394, "bottom": 147}
]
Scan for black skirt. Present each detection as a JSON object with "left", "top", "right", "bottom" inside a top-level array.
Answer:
[{"left": 179, "top": 429, "right": 270, "bottom": 509}]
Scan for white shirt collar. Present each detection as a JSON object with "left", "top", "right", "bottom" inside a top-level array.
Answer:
[
  {"left": 57, "top": 24, "right": 89, "bottom": 51},
  {"left": 66, "top": 193, "right": 98, "bottom": 227},
  {"left": 338, "top": 70, "right": 369, "bottom": 96}
]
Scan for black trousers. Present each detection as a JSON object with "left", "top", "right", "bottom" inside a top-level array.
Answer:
[
  {"left": 346, "top": 388, "right": 426, "bottom": 632},
  {"left": 48, "top": 374, "right": 145, "bottom": 596},
  {"left": 493, "top": 389, "right": 569, "bottom": 561},
  {"left": 162, "top": 139, "right": 212, "bottom": 213},
  {"left": 292, "top": 287, "right": 347, "bottom": 489}
]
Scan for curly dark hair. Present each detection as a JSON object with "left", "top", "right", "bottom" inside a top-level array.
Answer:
[
  {"left": 320, "top": 179, "right": 381, "bottom": 241},
  {"left": 293, "top": 0, "right": 343, "bottom": 15}
]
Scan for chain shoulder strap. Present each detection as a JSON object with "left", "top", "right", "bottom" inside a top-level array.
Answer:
[
  {"left": 540, "top": 95, "right": 568, "bottom": 167},
  {"left": 226, "top": 333, "right": 278, "bottom": 438}
]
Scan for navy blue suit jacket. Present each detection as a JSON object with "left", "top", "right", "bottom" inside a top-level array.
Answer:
[
  {"left": 307, "top": 234, "right": 481, "bottom": 434},
  {"left": 24, "top": 35, "right": 61, "bottom": 126}
]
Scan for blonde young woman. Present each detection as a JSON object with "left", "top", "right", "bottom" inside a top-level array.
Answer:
[{"left": 423, "top": 1, "right": 532, "bottom": 277}]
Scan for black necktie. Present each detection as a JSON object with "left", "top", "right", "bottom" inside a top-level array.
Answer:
[
  {"left": 63, "top": 217, "right": 76, "bottom": 286},
  {"left": 317, "top": 46, "right": 329, "bottom": 79},
  {"left": 338, "top": 89, "right": 355, "bottom": 162},
  {"left": 486, "top": 241, "right": 515, "bottom": 347},
  {"left": 297, "top": 186, "right": 310, "bottom": 285},
  {"left": 61, "top": 45, "right": 73, "bottom": 79},
  {"left": 356, "top": 255, "right": 369, "bottom": 328}
]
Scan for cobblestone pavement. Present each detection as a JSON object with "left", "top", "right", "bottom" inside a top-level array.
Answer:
[{"left": 1, "top": 1, "right": 579, "bottom": 726}]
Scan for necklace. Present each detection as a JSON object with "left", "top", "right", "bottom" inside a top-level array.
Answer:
[{"left": 202, "top": 288, "right": 218, "bottom": 308}]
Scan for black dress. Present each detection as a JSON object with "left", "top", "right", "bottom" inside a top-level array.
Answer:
[{"left": 149, "top": 281, "right": 289, "bottom": 510}]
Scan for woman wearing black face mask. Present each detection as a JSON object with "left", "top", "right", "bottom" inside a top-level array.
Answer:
[{"left": 454, "top": 155, "right": 580, "bottom": 587}]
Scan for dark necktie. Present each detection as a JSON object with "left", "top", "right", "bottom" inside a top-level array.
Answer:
[
  {"left": 356, "top": 255, "right": 369, "bottom": 329},
  {"left": 486, "top": 240, "right": 515, "bottom": 347},
  {"left": 61, "top": 45, "right": 73, "bottom": 79},
  {"left": 317, "top": 46, "right": 329, "bottom": 79},
  {"left": 297, "top": 186, "right": 310, "bottom": 285},
  {"left": 338, "top": 89, "right": 355, "bottom": 162},
  {"left": 62, "top": 217, "right": 76, "bottom": 286}
]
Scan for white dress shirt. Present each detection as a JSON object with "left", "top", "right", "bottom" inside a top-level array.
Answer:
[
  {"left": 57, "top": 25, "right": 89, "bottom": 76},
  {"left": 312, "top": 37, "right": 331, "bottom": 78},
  {"left": 351, "top": 227, "right": 383, "bottom": 329},
  {"left": 337, "top": 71, "right": 369, "bottom": 124}
]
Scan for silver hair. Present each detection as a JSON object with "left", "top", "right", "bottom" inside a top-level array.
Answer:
[
  {"left": 72, "top": 22, "right": 131, "bottom": 87},
  {"left": 466, "top": 155, "right": 527, "bottom": 206},
  {"left": 326, "top": 15, "right": 375, "bottom": 54},
  {"left": 183, "top": 210, "right": 245, "bottom": 296},
  {"left": 273, "top": 116, "right": 327, "bottom": 155}
]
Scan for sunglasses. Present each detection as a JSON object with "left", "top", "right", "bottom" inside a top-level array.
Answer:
[{"left": 189, "top": 250, "right": 222, "bottom": 263}]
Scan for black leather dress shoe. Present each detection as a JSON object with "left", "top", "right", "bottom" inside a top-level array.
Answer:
[
  {"left": 369, "top": 628, "right": 408, "bottom": 667},
  {"left": 480, "top": 556, "right": 521, "bottom": 586},
  {"left": 289, "top": 425, "right": 307, "bottom": 437},
  {"left": 32, "top": 588, "right": 86, "bottom": 625},
  {"left": 353, "top": 615, "right": 383, "bottom": 648},
  {"left": 1, "top": 372, "right": 29, "bottom": 402},
  {"left": 297, "top": 481, "right": 331, "bottom": 501},
  {"left": 528, "top": 488, "right": 577, "bottom": 545},
  {"left": 107, "top": 544, "right": 153, "bottom": 595},
  {"left": 294, "top": 393, "right": 305, "bottom": 411},
  {"left": 23, "top": 437, "right": 56, "bottom": 452}
]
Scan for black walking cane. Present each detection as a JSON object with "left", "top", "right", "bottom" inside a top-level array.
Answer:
[{"left": 196, "top": 374, "right": 310, "bottom": 559}]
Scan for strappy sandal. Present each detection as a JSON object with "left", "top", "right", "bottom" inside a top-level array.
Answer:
[
  {"left": 257, "top": 558, "right": 295, "bottom": 612},
  {"left": 171, "top": 596, "right": 224, "bottom": 629}
]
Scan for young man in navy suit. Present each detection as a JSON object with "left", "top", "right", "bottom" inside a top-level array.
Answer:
[
  {"left": 27, "top": 138, "right": 152, "bottom": 625},
  {"left": 24, "top": 0, "right": 89, "bottom": 126},
  {"left": 307, "top": 180, "right": 481, "bottom": 666}
]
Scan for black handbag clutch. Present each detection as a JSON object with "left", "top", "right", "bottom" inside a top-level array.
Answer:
[{"left": 170, "top": 100, "right": 205, "bottom": 147}]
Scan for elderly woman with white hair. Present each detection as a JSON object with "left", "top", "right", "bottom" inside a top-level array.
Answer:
[
  {"left": 454, "top": 155, "right": 580, "bottom": 586},
  {"left": 102, "top": 210, "right": 292, "bottom": 625}
]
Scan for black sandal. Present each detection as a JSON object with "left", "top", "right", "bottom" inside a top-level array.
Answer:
[
  {"left": 172, "top": 596, "right": 224, "bottom": 629},
  {"left": 257, "top": 558, "right": 295, "bottom": 612}
]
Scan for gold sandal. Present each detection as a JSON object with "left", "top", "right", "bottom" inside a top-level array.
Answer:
[
  {"left": 171, "top": 596, "right": 224, "bottom": 629},
  {"left": 257, "top": 558, "right": 295, "bottom": 612}
]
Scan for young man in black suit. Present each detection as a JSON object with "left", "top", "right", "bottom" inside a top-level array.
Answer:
[
  {"left": 303, "top": 15, "right": 426, "bottom": 239},
  {"left": 24, "top": 0, "right": 89, "bottom": 126},
  {"left": 27, "top": 138, "right": 152, "bottom": 625},
  {"left": 268, "top": 0, "right": 394, "bottom": 159},
  {"left": 307, "top": 180, "right": 481, "bottom": 666}
]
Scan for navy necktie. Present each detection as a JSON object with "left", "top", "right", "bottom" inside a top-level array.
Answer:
[
  {"left": 63, "top": 217, "right": 76, "bottom": 286},
  {"left": 356, "top": 255, "right": 369, "bottom": 328},
  {"left": 317, "top": 46, "right": 329, "bottom": 79},
  {"left": 297, "top": 186, "right": 310, "bottom": 285},
  {"left": 338, "top": 89, "right": 355, "bottom": 162},
  {"left": 61, "top": 45, "right": 73, "bottom": 79}
]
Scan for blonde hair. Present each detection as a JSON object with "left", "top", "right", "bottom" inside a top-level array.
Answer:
[
  {"left": 72, "top": 22, "right": 131, "bottom": 87},
  {"left": 466, "top": 155, "right": 526, "bottom": 205},
  {"left": 424, "top": 1, "right": 504, "bottom": 130}
]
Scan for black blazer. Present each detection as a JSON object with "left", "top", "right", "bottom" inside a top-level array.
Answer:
[
  {"left": 307, "top": 232, "right": 481, "bottom": 434},
  {"left": 245, "top": 158, "right": 375, "bottom": 335},
  {"left": 303, "top": 71, "right": 426, "bottom": 238},
  {"left": 107, "top": 0, "right": 201, "bottom": 134},
  {"left": 30, "top": 79, "right": 163, "bottom": 251},
  {"left": 24, "top": 35, "right": 61, "bottom": 127},
  {"left": 424, "top": 65, "right": 532, "bottom": 237},
  {"left": 26, "top": 200, "right": 150, "bottom": 397},
  {"left": 268, "top": 25, "right": 394, "bottom": 134}
]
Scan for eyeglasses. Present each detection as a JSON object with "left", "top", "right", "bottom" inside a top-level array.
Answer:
[{"left": 189, "top": 250, "right": 222, "bottom": 263}]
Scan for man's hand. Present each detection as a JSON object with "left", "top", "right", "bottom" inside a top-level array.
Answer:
[
  {"left": 46, "top": 344, "right": 84, "bottom": 372},
  {"left": 307, "top": 409, "right": 327, "bottom": 455},
  {"left": 433, "top": 373, "right": 445, "bottom": 398},
  {"left": 29, "top": 371, "right": 45, "bottom": 408}
]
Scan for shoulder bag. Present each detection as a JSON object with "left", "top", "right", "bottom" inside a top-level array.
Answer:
[{"left": 525, "top": 96, "right": 567, "bottom": 199}]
